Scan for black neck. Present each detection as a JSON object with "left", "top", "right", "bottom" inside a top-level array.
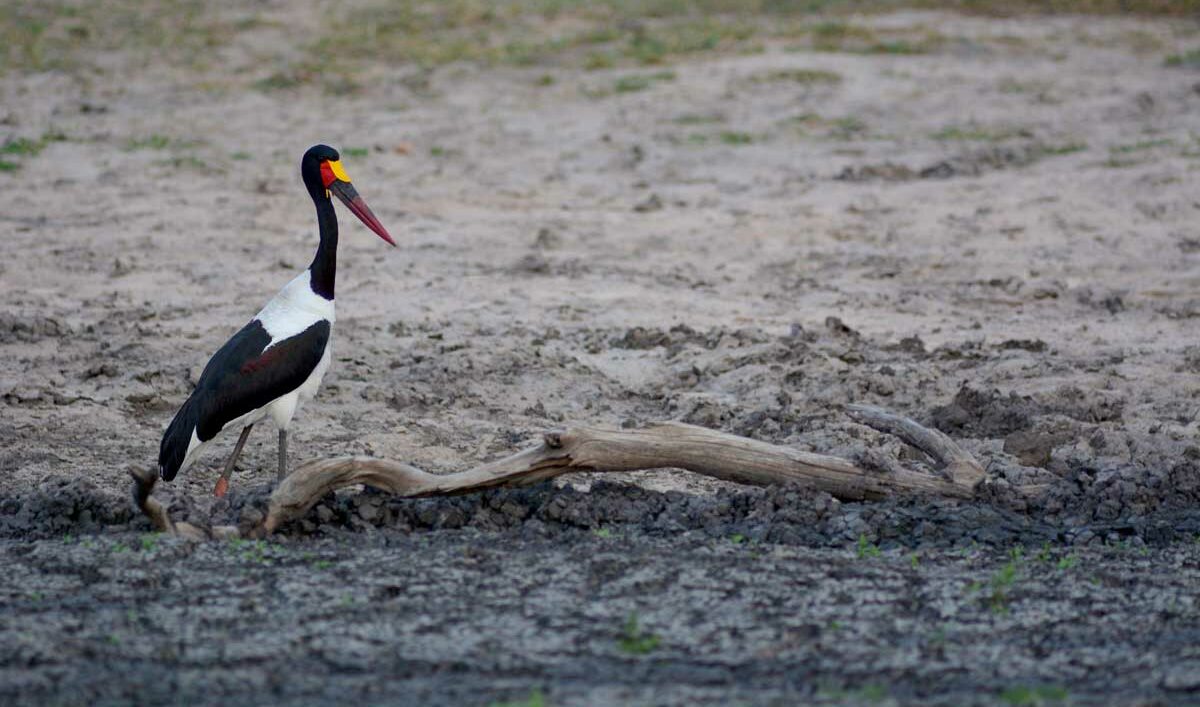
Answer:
[{"left": 308, "top": 195, "right": 337, "bottom": 300}]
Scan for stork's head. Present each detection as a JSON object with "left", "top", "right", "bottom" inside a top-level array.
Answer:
[{"left": 301, "top": 144, "right": 396, "bottom": 246}]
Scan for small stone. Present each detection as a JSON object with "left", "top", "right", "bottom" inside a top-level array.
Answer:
[
  {"left": 533, "top": 227, "right": 562, "bottom": 249},
  {"left": 512, "top": 253, "right": 550, "bottom": 274},
  {"left": 633, "top": 193, "right": 663, "bottom": 213},
  {"left": 1003, "top": 429, "right": 1068, "bottom": 468},
  {"left": 869, "top": 375, "right": 895, "bottom": 396},
  {"left": 240, "top": 507, "right": 264, "bottom": 527},
  {"left": 1164, "top": 663, "right": 1200, "bottom": 691}
]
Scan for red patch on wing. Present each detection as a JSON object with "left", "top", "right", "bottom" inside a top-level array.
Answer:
[
  {"left": 320, "top": 161, "right": 336, "bottom": 188},
  {"left": 241, "top": 346, "right": 288, "bottom": 375}
]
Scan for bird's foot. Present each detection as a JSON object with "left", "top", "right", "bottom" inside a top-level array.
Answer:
[{"left": 213, "top": 476, "right": 230, "bottom": 498}]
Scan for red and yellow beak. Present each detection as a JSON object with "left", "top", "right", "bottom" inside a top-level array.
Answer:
[{"left": 320, "top": 159, "right": 396, "bottom": 246}]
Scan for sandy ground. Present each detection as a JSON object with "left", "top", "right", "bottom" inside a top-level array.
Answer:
[{"left": 4, "top": 4, "right": 1200, "bottom": 704}]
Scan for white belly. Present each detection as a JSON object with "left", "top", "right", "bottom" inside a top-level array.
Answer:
[{"left": 265, "top": 338, "right": 332, "bottom": 429}]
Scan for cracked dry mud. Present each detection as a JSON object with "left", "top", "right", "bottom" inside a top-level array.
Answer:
[{"left": 4, "top": 4, "right": 1200, "bottom": 705}]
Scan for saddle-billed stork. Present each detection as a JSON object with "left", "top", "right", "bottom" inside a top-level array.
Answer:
[{"left": 158, "top": 144, "right": 395, "bottom": 496}]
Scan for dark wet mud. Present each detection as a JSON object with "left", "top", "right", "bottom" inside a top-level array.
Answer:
[
  {"left": 5, "top": 474, "right": 1200, "bottom": 705},
  {"left": 4, "top": 526, "right": 1200, "bottom": 706}
]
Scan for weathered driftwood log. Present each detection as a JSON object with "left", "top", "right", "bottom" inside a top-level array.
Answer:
[
  {"left": 264, "top": 421, "right": 978, "bottom": 533},
  {"left": 131, "top": 412, "right": 986, "bottom": 538}
]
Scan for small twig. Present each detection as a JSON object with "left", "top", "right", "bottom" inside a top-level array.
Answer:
[
  {"left": 128, "top": 467, "right": 223, "bottom": 540},
  {"left": 845, "top": 404, "right": 986, "bottom": 489},
  {"left": 129, "top": 467, "right": 173, "bottom": 534}
]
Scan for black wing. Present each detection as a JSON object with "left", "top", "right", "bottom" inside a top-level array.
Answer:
[{"left": 158, "top": 319, "right": 330, "bottom": 481}]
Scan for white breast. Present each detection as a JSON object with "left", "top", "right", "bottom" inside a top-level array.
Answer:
[{"left": 256, "top": 270, "right": 336, "bottom": 345}]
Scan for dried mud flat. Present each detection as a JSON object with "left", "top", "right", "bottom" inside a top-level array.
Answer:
[{"left": 4, "top": 3, "right": 1200, "bottom": 705}]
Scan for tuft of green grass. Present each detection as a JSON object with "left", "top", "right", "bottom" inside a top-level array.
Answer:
[
  {"left": 932, "top": 124, "right": 1030, "bottom": 142},
  {"left": 342, "top": 146, "right": 370, "bottom": 158},
  {"left": 987, "top": 547, "right": 1025, "bottom": 614},
  {"left": 140, "top": 534, "right": 159, "bottom": 552},
  {"left": 831, "top": 116, "right": 868, "bottom": 140},
  {"left": 593, "top": 527, "right": 612, "bottom": 538},
  {"left": 865, "top": 39, "right": 929, "bottom": 54},
  {"left": 751, "top": 67, "right": 841, "bottom": 85},
  {"left": 489, "top": 690, "right": 546, "bottom": 707},
  {"left": 617, "top": 613, "right": 660, "bottom": 655},
  {"left": 718, "top": 130, "right": 754, "bottom": 145},
  {"left": 811, "top": 21, "right": 877, "bottom": 51},
  {"left": 785, "top": 112, "right": 868, "bottom": 141},
  {"left": 584, "top": 51, "right": 616, "bottom": 70},
  {"left": 672, "top": 113, "right": 724, "bottom": 125},
  {"left": 126, "top": 134, "right": 172, "bottom": 150},
  {"left": 1165, "top": 48, "right": 1200, "bottom": 68},
  {"left": 1, "top": 137, "right": 46, "bottom": 156},
  {"left": 253, "top": 70, "right": 309, "bottom": 92},
  {"left": 999, "top": 684, "right": 1069, "bottom": 705},
  {"left": 809, "top": 21, "right": 942, "bottom": 55},
  {"left": 1100, "top": 139, "right": 1166, "bottom": 168},
  {"left": 1038, "top": 142, "right": 1086, "bottom": 156},
  {"left": 156, "top": 155, "right": 210, "bottom": 171},
  {"left": 856, "top": 534, "right": 881, "bottom": 559},
  {"left": 613, "top": 70, "right": 675, "bottom": 93},
  {"left": 229, "top": 537, "right": 280, "bottom": 565},
  {"left": 1111, "top": 138, "right": 1173, "bottom": 154},
  {"left": 626, "top": 19, "right": 756, "bottom": 65},
  {"left": 0, "top": 132, "right": 67, "bottom": 171}
]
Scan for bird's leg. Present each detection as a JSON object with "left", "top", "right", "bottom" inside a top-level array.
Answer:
[
  {"left": 278, "top": 429, "right": 288, "bottom": 482},
  {"left": 213, "top": 424, "right": 254, "bottom": 498}
]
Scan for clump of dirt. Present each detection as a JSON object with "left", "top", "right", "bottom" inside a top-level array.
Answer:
[
  {"left": 0, "top": 313, "right": 70, "bottom": 343},
  {"left": 930, "top": 385, "right": 1043, "bottom": 438},
  {"left": 0, "top": 476, "right": 131, "bottom": 538}
]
